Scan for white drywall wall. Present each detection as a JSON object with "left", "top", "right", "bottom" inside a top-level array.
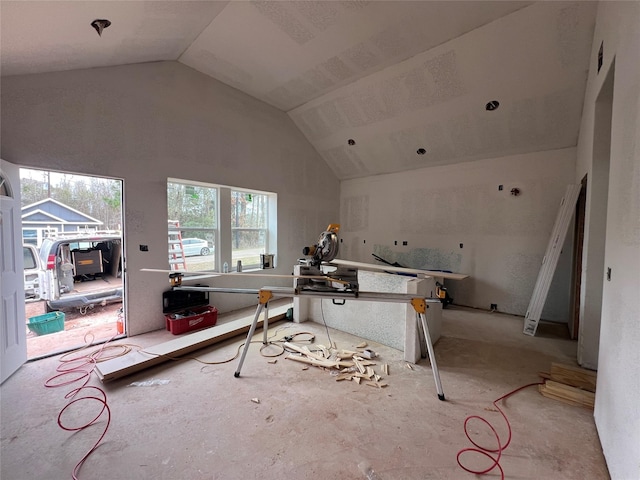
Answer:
[
  {"left": 0, "top": 61, "right": 340, "bottom": 335},
  {"left": 339, "top": 148, "right": 576, "bottom": 321},
  {"left": 575, "top": 2, "right": 640, "bottom": 478}
]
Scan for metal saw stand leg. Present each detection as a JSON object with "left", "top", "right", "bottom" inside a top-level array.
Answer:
[
  {"left": 234, "top": 289, "right": 273, "bottom": 378},
  {"left": 411, "top": 298, "right": 445, "bottom": 401}
]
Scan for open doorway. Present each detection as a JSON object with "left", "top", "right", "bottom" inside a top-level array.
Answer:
[{"left": 20, "top": 169, "right": 125, "bottom": 360}]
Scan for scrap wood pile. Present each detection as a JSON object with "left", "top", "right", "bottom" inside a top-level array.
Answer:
[
  {"left": 284, "top": 341, "right": 390, "bottom": 388},
  {"left": 538, "top": 362, "right": 597, "bottom": 409}
]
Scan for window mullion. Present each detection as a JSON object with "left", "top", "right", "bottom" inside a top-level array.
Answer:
[{"left": 218, "top": 187, "right": 232, "bottom": 272}]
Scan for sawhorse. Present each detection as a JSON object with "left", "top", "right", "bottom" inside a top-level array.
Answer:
[{"left": 233, "top": 287, "right": 446, "bottom": 401}]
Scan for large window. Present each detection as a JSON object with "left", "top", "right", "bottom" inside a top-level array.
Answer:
[
  {"left": 168, "top": 179, "right": 276, "bottom": 272},
  {"left": 231, "top": 190, "right": 268, "bottom": 269}
]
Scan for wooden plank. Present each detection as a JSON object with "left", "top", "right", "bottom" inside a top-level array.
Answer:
[
  {"left": 542, "top": 380, "right": 595, "bottom": 408},
  {"left": 328, "top": 259, "right": 469, "bottom": 281},
  {"left": 95, "top": 312, "right": 285, "bottom": 382},
  {"left": 353, "top": 357, "right": 366, "bottom": 374},
  {"left": 285, "top": 354, "right": 337, "bottom": 369},
  {"left": 539, "top": 385, "right": 588, "bottom": 408},
  {"left": 283, "top": 342, "right": 327, "bottom": 361},
  {"left": 550, "top": 363, "right": 597, "bottom": 392},
  {"left": 539, "top": 384, "right": 594, "bottom": 409}
]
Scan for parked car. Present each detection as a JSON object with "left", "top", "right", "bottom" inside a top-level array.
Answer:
[
  {"left": 37, "top": 233, "right": 123, "bottom": 312},
  {"left": 23, "top": 244, "right": 41, "bottom": 300},
  {"left": 182, "top": 238, "right": 210, "bottom": 256}
]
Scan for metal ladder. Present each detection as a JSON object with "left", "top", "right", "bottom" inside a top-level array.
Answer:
[{"left": 168, "top": 220, "right": 187, "bottom": 271}]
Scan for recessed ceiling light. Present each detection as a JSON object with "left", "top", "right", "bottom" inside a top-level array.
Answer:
[
  {"left": 347, "top": 139, "right": 356, "bottom": 146},
  {"left": 91, "top": 19, "right": 111, "bottom": 37},
  {"left": 417, "top": 148, "right": 426, "bottom": 155},
  {"left": 485, "top": 100, "right": 500, "bottom": 111}
]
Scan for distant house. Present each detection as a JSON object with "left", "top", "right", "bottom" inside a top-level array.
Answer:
[{"left": 22, "top": 198, "right": 103, "bottom": 246}]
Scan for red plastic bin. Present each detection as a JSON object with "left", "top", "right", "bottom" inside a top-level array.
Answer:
[{"left": 165, "top": 305, "right": 217, "bottom": 335}]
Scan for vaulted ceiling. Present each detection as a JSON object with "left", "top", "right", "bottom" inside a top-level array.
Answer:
[{"left": 1, "top": 1, "right": 597, "bottom": 180}]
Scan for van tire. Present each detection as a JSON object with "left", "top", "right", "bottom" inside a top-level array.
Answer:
[{"left": 45, "top": 302, "right": 59, "bottom": 314}]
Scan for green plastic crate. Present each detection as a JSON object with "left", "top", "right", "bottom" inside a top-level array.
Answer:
[{"left": 27, "top": 311, "right": 65, "bottom": 336}]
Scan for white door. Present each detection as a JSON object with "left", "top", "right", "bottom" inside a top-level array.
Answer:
[{"left": 1, "top": 159, "right": 27, "bottom": 383}]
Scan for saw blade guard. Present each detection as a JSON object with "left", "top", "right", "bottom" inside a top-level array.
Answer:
[{"left": 303, "top": 224, "right": 340, "bottom": 266}]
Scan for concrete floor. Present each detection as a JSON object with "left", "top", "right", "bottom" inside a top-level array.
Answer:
[{"left": 1, "top": 305, "right": 609, "bottom": 480}]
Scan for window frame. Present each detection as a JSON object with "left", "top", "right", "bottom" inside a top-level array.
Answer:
[{"left": 168, "top": 179, "right": 276, "bottom": 272}]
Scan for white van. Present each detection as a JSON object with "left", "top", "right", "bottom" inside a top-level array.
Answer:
[
  {"left": 23, "top": 244, "right": 41, "bottom": 301},
  {"left": 37, "top": 233, "right": 123, "bottom": 312}
]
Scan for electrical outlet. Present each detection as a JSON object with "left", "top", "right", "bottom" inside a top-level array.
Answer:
[
  {"left": 402, "top": 241, "right": 408, "bottom": 246},
  {"left": 490, "top": 303, "right": 497, "bottom": 311},
  {"left": 139, "top": 244, "right": 148, "bottom": 252}
]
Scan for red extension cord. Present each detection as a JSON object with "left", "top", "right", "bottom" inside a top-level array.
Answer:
[
  {"left": 456, "top": 382, "right": 544, "bottom": 479},
  {"left": 44, "top": 336, "right": 118, "bottom": 480}
]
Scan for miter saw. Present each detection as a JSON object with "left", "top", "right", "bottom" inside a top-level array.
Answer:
[{"left": 295, "top": 224, "right": 358, "bottom": 294}]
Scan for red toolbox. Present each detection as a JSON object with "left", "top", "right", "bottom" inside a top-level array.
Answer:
[{"left": 163, "top": 288, "right": 217, "bottom": 335}]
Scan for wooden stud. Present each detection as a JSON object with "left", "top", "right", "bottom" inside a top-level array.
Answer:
[
  {"left": 539, "top": 380, "right": 595, "bottom": 409},
  {"left": 285, "top": 342, "right": 327, "bottom": 361},
  {"left": 285, "top": 354, "right": 337, "bottom": 369},
  {"left": 549, "top": 363, "right": 597, "bottom": 392},
  {"left": 353, "top": 357, "right": 366, "bottom": 374}
]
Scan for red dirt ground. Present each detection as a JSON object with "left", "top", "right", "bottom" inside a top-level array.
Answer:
[{"left": 25, "top": 300, "right": 123, "bottom": 359}]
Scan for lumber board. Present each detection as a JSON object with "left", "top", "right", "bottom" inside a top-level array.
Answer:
[
  {"left": 283, "top": 342, "right": 327, "bottom": 361},
  {"left": 550, "top": 363, "right": 597, "bottom": 392},
  {"left": 539, "top": 385, "right": 587, "bottom": 408},
  {"left": 95, "top": 312, "right": 285, "bottom": 382},
  {"left": 540, "top": 380, "right": 595, "bottom": 408},
  {"left": 285, "top": 354, "right": 337, "bottom": 368},
  {"left": 328, "top": 259, "right": 469, "bottom": 281}
]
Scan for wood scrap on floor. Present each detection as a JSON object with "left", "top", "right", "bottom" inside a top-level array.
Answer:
[
  {"left": 284, "top": 339, "right": 390, "bottom": 389},
  {"left": 538, "top": 362, "right": 597, "bottom": 409},
  {"left": 549, "top": 363, "right": 597, "bottom": 392}
]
